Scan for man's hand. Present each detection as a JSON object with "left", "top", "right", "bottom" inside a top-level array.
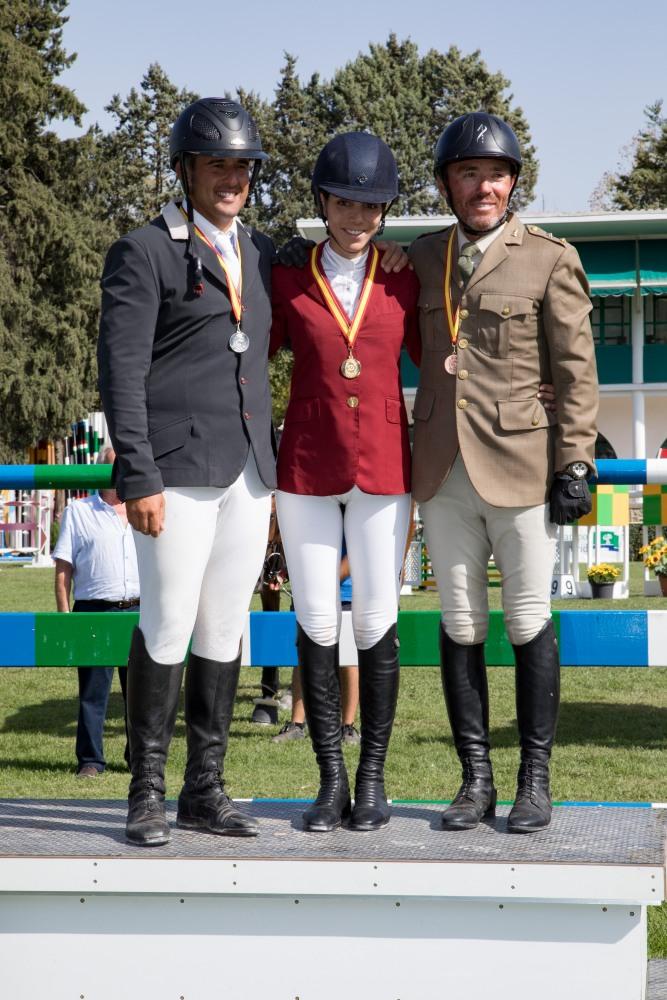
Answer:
[
  {"left": 374, "top": 240, "right": 410, "bottom": 273},
  {"left": 274, "top": 237, "right": 315, "bottom": 268},
  {"left": 549, "top": 475, "right": 592, "bottom": 525},
  {"left": 126, "top": 493, "right": 165, "bottom": 537},
  {"left": 537, "top": 383, "right": 557, "bottom": 413}
]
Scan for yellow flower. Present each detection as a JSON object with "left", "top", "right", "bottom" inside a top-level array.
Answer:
[
  {"left": 649, "top": 553, "right": 660, "bottom": 567},
  {"left": 639, "top": 545, "right": 649, "bottom": 555}
]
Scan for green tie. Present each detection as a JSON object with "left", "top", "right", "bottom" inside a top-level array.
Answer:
[{"left": 458, "top": 242, "right": 479, "bottom": 283}]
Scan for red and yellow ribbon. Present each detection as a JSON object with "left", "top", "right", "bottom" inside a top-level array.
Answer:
[
  {"left": 180, "top": 206, "right": 243, "bottom": 322},
  {"left": 443, "top": 228, "right": 460, "bottom": 348},
  {"left": 310, "top": 243, "right": 379, "bottom": 351}
]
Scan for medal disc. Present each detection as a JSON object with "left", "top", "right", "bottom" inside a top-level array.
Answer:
[
  {"left": 444, "top": 353, "right": 458, "bottom": 375},
  {"left": 229, "top": 329, "right": 250, "bottom": 353},
  {"left": 340, "top": 356, "right": 362, "bottom": 379}
]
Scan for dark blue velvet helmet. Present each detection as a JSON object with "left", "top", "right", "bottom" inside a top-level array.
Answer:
[{"left": 312, "top": 132, "right": 399, "bottom": 216}]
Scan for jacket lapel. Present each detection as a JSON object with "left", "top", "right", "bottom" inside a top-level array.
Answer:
[{"left": 236, "top": 224, "right": 259, "bottom": 301}]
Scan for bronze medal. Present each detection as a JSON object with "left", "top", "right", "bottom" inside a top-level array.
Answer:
[
  {"left": 340, "top": 356, "right": 362, "bottom": 379},
  {"left": 444, "top": 352, "right": 458, "bottom": 375}
]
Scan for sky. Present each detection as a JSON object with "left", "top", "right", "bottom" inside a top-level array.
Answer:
[{"left": 55, "top": 0, "right": 667, "bottom": 215}]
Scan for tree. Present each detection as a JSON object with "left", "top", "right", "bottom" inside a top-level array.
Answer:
[
  {"left": 0, "top": 0, "right": 111, "bottom": 461},
  {"left": 592, "top": 101, "right": 667, "bottom": 210},
  {"left": 99, "top": 64, "right": 198, "bottom": 232}
]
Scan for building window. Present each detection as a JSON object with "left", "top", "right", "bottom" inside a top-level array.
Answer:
[
  {"left": 595, "top": 433, "right": 617, "bottom": 460},
  {"left": 645, "top": 295, "right": 667, "bottom": 344},
  {"left": 591, "top": 297, "right": 630, "bottom": 345}
]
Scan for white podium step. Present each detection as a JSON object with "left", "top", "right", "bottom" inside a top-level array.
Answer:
[{"left": 0, "top": 799, "right": 664, "bottom": 1000}]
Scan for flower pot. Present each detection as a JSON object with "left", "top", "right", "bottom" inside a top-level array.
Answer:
[
  {"left": 659, "top": 574, "right": 667, "bottom": 598},
  {"left": 590, "top": 581, "right": 614, "bottom": 599}
]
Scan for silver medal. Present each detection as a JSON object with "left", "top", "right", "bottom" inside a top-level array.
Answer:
[{"left": 229, "top": 329, "right": 250, "bottom": 353}]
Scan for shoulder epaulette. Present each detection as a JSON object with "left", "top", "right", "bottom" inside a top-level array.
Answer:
[{"left": 525, "top": 225, "right": 567, "bottom": 246}]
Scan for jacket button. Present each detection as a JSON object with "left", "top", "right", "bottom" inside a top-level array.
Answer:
[
  {"left": 502, "top": 306, "right": 511, "bottom": 316},
  {"left": 531, "top": 416, "right": 540, "bottom": 426},
  {"left": 459, "top": 308, "right": 469, "bottom": 320},
  {"left": 347, "top": 396, "right": 359, "bottom": 408},
  {"left": 457, "top": 398, "right": 468, "bottom": 410},
  {"left": 240, "top": 376, "right": 248, "bottom": 385},
  {"left": 458, "top": 369, "right": 469, "bottom": 380},
  {"left": 244, "top": 411, "right": 251, "bottom": 420},
  {"left": 458, "top": 338, "right": 469, "bottom": 349}
]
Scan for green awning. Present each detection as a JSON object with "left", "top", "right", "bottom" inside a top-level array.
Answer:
[
  {"left": 639, "top": 240, "right": 667, "bottom": 294},
  {"left": 572, "top": 239, "right": 667, "bottom": 297}
]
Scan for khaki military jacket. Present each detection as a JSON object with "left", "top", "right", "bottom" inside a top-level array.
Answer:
[{"left": 408, "top": 215, "right": 598, "bottom": 506}]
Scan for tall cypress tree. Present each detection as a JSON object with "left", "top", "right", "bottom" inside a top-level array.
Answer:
[{"left": 0, "top": 0, "right": 110, "bottom": 460}]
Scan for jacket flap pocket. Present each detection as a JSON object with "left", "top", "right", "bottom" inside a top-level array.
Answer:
[
  {"left": 479, "top": 293, "right": 534, "bottom": 319},
  {"left": 287, "top": 397, "right": 320, "bottom": 423},
  {"left": 412, "top": 388, "right": 435, "bottom": 422},
  {"left": 148, "top": 415, "right": 192, "bottom": 459},
  {"left": 497, "top": 398, "right": 553, "bottom": 432},
  {"left": 418, "top": 288, "right": 442, "bottom": 312},
  {"left": 385, "top": 397, "right": 402, "bottom": 424}
]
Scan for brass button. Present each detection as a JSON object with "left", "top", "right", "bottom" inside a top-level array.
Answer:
[
  {"left": 458, "top": 337, "right": 469, "bottom": 349},
  {"left": 459, "top": 308, "right": 469, "bottom": 320},
  {"left": 457, "top": 398, "right": 468, "bottom": 410},
  {"left": 347, "top": 396, "right": 359, "bottom": 409},
  {"left": 458, "top": 369, "right": 469, "bottom": 380},
  {"left": 531, "top": 417, "right": 540, "bottom": 426},
  {"left": 502, "top": 305, "right": 511, "bottom": 316}
]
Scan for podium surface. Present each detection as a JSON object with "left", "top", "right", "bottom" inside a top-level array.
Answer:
[{"left": 1, "top": 799, "right": 665, "bottom": 999}]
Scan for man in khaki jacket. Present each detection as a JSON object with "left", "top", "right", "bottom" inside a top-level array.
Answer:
[{"left": 409, "top": 112, "right": 597, "bottom": 834}]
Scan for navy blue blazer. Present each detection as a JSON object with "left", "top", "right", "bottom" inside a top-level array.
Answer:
[{"left": 98, "top": 201, "right": 276, "bottom": 501}]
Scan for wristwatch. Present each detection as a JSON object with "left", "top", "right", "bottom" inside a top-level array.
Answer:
[{"left": 563, "top": 462, "right": 588, "bottom": 479}]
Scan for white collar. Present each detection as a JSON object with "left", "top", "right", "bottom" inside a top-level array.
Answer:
[{"left": 322, "top": 240, "right": 369, "bottom": 273}]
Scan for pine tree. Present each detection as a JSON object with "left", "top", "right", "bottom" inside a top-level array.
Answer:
[
  {"left": 594, "top": 101, "right": 667, "bottom": 210},
  {"left": 0, "top": 0, "right": 111, "bottom": 460}
]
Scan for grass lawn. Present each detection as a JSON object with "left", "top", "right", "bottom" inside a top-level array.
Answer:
[{"left": 0, "top": 560, "right": 665, "bottom": 956}]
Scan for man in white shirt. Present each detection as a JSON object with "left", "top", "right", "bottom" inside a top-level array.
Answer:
[{"left": 53, "top": 446, "right": 139, "bottom": 777}]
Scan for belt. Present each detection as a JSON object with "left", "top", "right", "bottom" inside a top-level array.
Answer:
[{"left": 82, "top": 598, "right": 140, "bottom": 609}]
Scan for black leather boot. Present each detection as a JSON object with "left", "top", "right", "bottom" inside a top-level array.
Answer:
[
  {"left": 350, "top": 625, "right": 400, "bottom": 832},
  {"left": 439, "top": 626, "right": 497, "bottom": 831},
  {"left": 125, "top": 628, "right": 184, "bottom": 847},
  {"left": 177, "top": 649, "right": 259, "bottom": 837},
  {"left": 298, "top": 625, "right": 351, "bottom": 832},
  {"left": 507, "top": 620, "right": 560, "bottom": 834}
]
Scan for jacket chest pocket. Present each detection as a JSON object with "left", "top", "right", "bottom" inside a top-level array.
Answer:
[
  {"left": 477, "top": 293, "right": 536, "bottom": 358},
  {"left": 418, "top": 288, "right": 448, "bottom": 350}
]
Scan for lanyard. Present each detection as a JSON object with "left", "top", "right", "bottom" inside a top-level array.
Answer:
[
  {"left": 443, "top": 227, "right": 460, "bottom": 348},
  {"left": 310, "top": 243, "right": 379, "bottom": 354},
  {"left": 180, "top": 207, "right": 243, "bottom": 323}
]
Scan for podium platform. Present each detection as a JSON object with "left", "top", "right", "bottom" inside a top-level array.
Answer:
[{"left": 0, "top": 799, "right": 665, "bottom": 1000}]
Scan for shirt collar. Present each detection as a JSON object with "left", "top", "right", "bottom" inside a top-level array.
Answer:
[
  {"left": 184, "top": 200, "right": 238, "bottom": 248},
  {"left": 456, "top": 221, "right": 506, "bottom": 256}
]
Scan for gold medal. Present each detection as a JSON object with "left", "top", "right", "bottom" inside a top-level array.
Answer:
[
  {"left": 444, "top": 353, "right": 458, "bottom": 375},
  {"left": 340, "top": 356, "right": 362, "bottom": 379}
]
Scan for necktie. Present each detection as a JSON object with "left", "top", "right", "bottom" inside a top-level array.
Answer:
[
  {"left": 215, "top": 230, "right": 241, "bottom": 292},
  {"left": 457, "top": 242, "right": 479, "bottom": 283}
]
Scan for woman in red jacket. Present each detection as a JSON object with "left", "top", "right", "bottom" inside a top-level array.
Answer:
[{"left": 271, "top": 133, "right": 421, "bottom": 833}]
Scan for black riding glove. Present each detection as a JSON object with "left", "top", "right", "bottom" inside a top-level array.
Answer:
[
  {"left": 549, "top": 474, "right": 592, "bottom": 525},
  {"left": 274, "top": 236, "right": 315, "bottom": 268}
]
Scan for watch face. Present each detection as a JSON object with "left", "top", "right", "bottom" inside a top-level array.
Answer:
[{"left": 569, "top": 462, "right": 588, "bottom": 479}]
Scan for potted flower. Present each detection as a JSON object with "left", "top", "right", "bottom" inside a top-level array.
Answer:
[
  {"left": 587, "top": 563, "right": 620, "bottom": 599},
  {"left": 639, "top": 536, "right": 667, "bottom": 596}
]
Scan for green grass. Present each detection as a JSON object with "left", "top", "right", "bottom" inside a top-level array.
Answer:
[{"left": 0, "top": 562, "right": 665, "bottom": 956}]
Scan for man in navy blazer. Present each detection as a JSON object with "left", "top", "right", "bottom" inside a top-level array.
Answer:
[{"left": 98, "top": 98, "right": 276, "bottom": 846}]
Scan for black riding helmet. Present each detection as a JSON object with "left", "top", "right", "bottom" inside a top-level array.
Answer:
[
  {"left": 312, "top": 132, "right": 399, "bottom": 225},
  {"left": 169, "top": 98, "right": 268, "bottom": 295},
  {"left": 434, "top": 112, "right": 522, "bottom": 236}
]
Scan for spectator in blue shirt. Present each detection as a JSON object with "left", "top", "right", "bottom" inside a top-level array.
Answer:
[{"left": 53, "top": 446, "right": 139, "bottom": 776}]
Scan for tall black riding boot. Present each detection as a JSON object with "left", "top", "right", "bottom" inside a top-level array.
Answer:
[
  {"left": 439, "top": 626, "right": 496, "bottom": 831},
  {"left": 125, "top": 628, "right": 184, "bottom": 847},
  {"left": 350, "top": 625, "right": 400, "bottom": 832},
  {"left": 298, "top": 625, "right": 351, "bottom": 832},
  {"left": 507, "top": 620, "right": 560, "bottom": 834},
  {"left": 177, "top": 648, "right": 259, "bottom": 837}
]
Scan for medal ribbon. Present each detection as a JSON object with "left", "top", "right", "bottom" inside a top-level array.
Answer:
[
  {"left": 180, "top": 206, "right": 243, "bottom": 323},
  {"left": 310, "top": 243, "right": 379, "bottom": 352},
  {"left": 443, "top": 227, "right": 460, "bottom": 348}
]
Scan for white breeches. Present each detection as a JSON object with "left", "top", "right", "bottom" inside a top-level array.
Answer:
[
  {"left": 421, "top": 454, "right": 557, "bottom": 647},
  {"left": 276, "top": 487, "right": 412, "bottom": 650},
  {"left": 133, "top": 453, "right": 271, "bottom": 663}
]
